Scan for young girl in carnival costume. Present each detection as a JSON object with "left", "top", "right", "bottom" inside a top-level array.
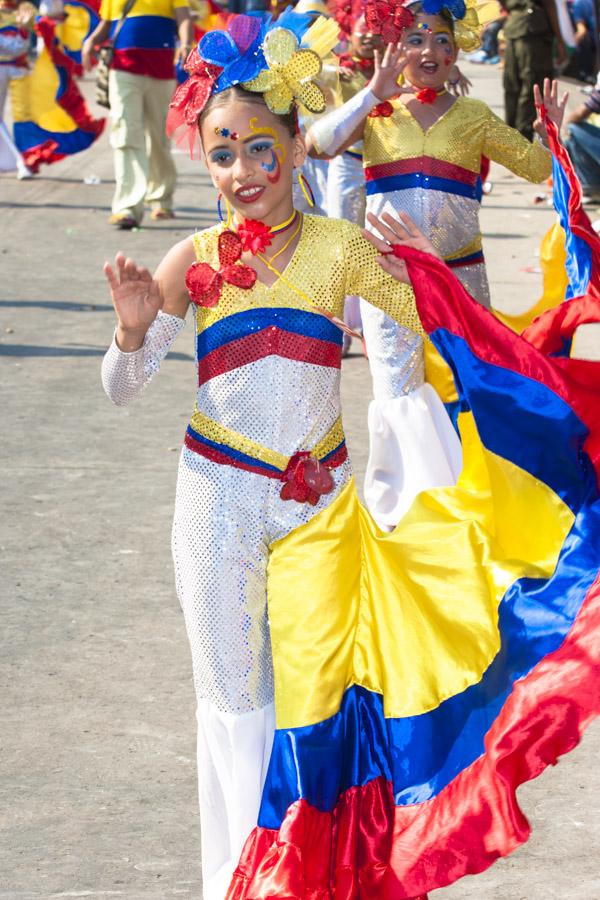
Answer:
[
  {"left": 327, "top": 3, "right": 469, "bottom": 353},
  {"left": 307, "top": 0, "right": 566, "bottom": 530},
  {"left": 101, "top": 8, "right": 600, "bottom": 899}
]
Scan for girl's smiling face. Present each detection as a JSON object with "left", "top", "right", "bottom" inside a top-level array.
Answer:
[
  {"left": 200, "top": 96, "right": 306, "bottom": 226},
  {"left": 400, "top": 14, "right": 458, "bottom": 89}
]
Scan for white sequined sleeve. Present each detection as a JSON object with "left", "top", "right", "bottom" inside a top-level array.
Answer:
[{"left": 101, "top": 310, "right": 186, "bottom": 406}]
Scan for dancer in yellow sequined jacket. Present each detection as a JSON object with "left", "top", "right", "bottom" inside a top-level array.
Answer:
[{"left": 307, "top": 2, "right": 567, "bottom": 529}]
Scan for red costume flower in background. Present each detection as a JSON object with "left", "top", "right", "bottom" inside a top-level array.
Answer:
[
  {"left": 365, "top": 0, "right": 415, "bottom": 43},
  {"left": 331, "top": 0, "right": 354, "bottom": 38},
  {"left": 280, "top": 452, "right": 335, "bottom": 505},
  {"left": 416, "top": 87, "right": 438, "bottom": 104},
  {"left": 369, "top": 99, "right": 395, "bottom": 117},
  {"left": 237, "top": 219, "right": 273, "bottom": 255},
  {"left": 185, "top": 231, "right": 256, "bottom": 307}
]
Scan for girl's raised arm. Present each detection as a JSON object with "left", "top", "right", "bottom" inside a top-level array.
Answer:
[
  {"left": 104, "top": 237, "right": 194, "bottom": 353},
  {"left": 101, "top": 237, "right": 195, "bottom": 406}
]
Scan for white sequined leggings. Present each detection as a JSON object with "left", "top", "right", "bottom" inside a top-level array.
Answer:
[{"left": 172, "top": 447, "right": 352, "bottom": 898}]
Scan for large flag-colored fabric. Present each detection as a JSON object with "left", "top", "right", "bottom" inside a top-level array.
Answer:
[
  {"left": 10, "top": 15, "right": 104, "bottom": 171},
  {"left": 55, "top": 1, "right": 101, "bottom": 74},
  {"left": 225, "top": 132, "right": 600, "bottom": 898}
]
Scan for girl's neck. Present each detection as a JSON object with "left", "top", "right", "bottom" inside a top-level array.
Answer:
[{"left": 232, "top": 202, "right": 295, "bottom": 231}]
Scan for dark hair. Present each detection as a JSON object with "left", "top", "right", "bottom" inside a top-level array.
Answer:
[
  {"left": 199, "top": 86, "right": 298, "bottom": 138},
  {"left": 407, "top": 2, "right": 456, "bottom": 34}
]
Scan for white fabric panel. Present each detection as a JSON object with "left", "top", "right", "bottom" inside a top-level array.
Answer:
[
  {"left": 196, "top": 700, "right": 275, "bottom": 900},
  {"left": 363, "top": 384, "right": 462, "bottom": 530}
]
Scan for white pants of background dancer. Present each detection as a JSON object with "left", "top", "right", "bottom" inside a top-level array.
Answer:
[
  {"left": 360, "top": 192, "right": 492, "bottom": 530},
  {"left": 102, "top": 311, "right": 353, "bottom": 899},
  {"left": 328, "top": 151, "right": 366, "bottom": 343},
  {"left": 0, "top": 50, "right": 32, "bottom": 177}
]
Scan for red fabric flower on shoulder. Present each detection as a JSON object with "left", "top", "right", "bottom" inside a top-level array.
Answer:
[
  {"left": 185, "top": 231, "right": 256, "bottom": 308},
  {"left": 365, "top": 0, "right": 414, "bottom": 43},
  {"left": 369, "top": 100, "right": 395, "bottom": 118},
  {"left": 237, "top": 219, "right": 273, "bottom": 255}
]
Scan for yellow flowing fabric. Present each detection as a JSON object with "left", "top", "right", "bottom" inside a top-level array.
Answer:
[{"left": 267, "top": 413, "right": 574, "bottom": 730}]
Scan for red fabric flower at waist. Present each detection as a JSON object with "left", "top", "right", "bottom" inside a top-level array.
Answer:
[{"left": 280, "top": 452, "right": 335, "bottom": 506}]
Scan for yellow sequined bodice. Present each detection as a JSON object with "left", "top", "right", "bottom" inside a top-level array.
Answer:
[
  {"left": 192, "top": 214, "right": 421, "bottom": 335},
  {"left": 364, "top": 97, "right": 551, "bottom": 182}
]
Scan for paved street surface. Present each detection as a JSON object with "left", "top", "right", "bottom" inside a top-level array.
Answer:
[{"left": 1, "top": 63, "right": 598, "bottom": 900}]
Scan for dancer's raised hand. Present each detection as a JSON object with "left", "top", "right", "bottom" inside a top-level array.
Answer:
[
  {"left": 104, "top": 253, "right": 163, "bottom": 348},
  {"left": 533, "top": 78, "right": 569, "bottom": 145},
  {"left": 370, "top": 43, "right": 410, "bottom": 100},
  {"left": 362, "top": 211, "right": 439, "bottom": 282}
]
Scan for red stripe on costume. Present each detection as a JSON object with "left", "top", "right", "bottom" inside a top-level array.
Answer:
[
  {"left": 364, "top": 156, "right": 479, "bottom": 186},
  {"left": 395, "top": 246, "right": 600, "bottom": 481},
  {"left": 184, "top": 432, "right": 282, "bottom": 478},
  {"left": 227, "top": 573, "right": 600, "bottom": 899},
  {"left": 198, "top": 330, "right": 341, "bottom": 384},
  {"left": 111, "top": 47, "right": 176, "bottom": 80}
]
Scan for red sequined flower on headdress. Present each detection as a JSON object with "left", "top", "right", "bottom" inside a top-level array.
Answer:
[
  {"left": 237, "top": 219, "right": 273, "bottom": 255},
  {"left": 280, "top": 452, "right": 334, "bottom": 505},
  {"left": 185, "top": 231, "right": 256, "bottom": 307},
  {"left": 331, "top": 0, "right": 354, "bottom": 38},
  {"left": 166, "top": 51, "right": 222, "bottom": 155},
  {"left": 365, "top": 0, "right": 415, "bottom": 42}
]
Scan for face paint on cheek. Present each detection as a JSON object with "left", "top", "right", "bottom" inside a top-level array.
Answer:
[
  {"left": 243, "top": 117, "right": 286, "bottom": 184},
  {"left": 261, "top": 148, "right": 281, "bottom": 183}
]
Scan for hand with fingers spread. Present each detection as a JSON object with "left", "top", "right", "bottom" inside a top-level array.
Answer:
[
  {"left": 103, "top": 253, "right": 163, "bottom": 351},
  {"left": 362, "top": 211, "right": 439, "bottom": 284},
  {"left": 370, "top": 43, "right": 412, "bottom": 101},
  {"left": 533, "top": 78, "right": 569, "bottom": 146},
  {"left": 447, "top": 66, "right": 471, "bottom": 98}
]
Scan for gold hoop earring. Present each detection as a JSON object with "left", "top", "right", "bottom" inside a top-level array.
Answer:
[
  {"left": 297, "top": 171, "right": 315, "bottom": 208},
  {"left": 217, "top": 192, "right": 232, "bottom": 228}
]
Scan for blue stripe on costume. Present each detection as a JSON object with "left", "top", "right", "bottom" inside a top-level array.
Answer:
[
  {"left": 109, "top": 15, "right": 177, "bottom": 49},
  {"left": 432, "top": 329, "right": 597, "bottom": 511},
  {"left": 258, "top": 494, "right": 600, "bottom": 829},
  {"left": 197, "top": 308, "right": 343, "bottom": 358},
  {"left": 186, "top": 424, "right": 283, "bottom": 474},
  {"left": 366, "top": 173, "right": 483, "bottom": 201}
]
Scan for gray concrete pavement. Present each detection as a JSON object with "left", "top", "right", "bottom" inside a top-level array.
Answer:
[{"left": 1, "top": 63, "right": 598, "bottom": 900}]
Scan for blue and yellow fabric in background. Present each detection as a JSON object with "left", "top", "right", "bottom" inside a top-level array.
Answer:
[
  {"left": 10, "top": 10, "right": 104, "bottom": 171},
  {"left": 226, "top": 122, "right": 600, "bottom": 900}
]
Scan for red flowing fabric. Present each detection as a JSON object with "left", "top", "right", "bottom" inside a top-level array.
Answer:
[
  {"left": 543, "top": 115, "right": 600, "bottom": 299},
  {"left": 227, "top": 570, "right": 600, "bottom": 899}
]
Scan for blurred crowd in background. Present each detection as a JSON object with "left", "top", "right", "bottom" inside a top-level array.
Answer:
[{"left": 2, "top": 0, "right": 600, "bottom": 208}]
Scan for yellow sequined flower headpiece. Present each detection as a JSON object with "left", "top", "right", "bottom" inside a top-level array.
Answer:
[{"left": 242, "top": 13, "right": 340, "bottom": 115}]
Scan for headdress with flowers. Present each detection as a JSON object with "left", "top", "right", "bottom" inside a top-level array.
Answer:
[
  {"left": 364, "top": 0, "right": 500, "bottom": 50},
  {"left": 167, "top": 8, "right": 340, "bottom": 156}
]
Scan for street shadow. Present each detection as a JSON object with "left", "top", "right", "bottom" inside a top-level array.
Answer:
[
  {"left": 484, "top": 233, "right": 528, "bottom": 239},
  {"left": 0, "top": 201, "right": 111, "bottom": 212},
  {"left": 0, "top": 300, "right": 113, "bottom": 312},
  {"left": 0, "top": 343, "right": 194, "bottom": 360}
]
